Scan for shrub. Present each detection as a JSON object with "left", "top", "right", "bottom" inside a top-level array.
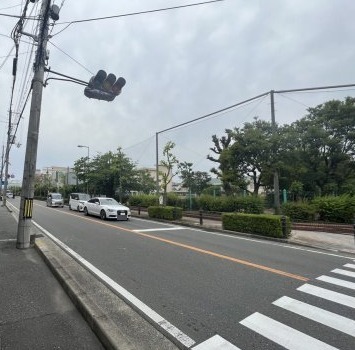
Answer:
[
  {"left": 129, "top": 194, "right": 159, "bottom": 207},
  {"left": 148, "top": 206, "right": 183, "bottom": 220},
  {"left": 281, "top": 202, "right": 316, "bottom": 221},
  {"left": 311, "top": 195, "right": 355, "bottom": 223},
  {"left": 198, "top": 195, "right": 264, "bottom": 214},
  {"left": 222, "top": 213, "right": 291, "bottom": 238}
]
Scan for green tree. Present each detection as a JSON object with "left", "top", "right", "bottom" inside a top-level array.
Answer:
[
  {"left": 222, "top": 119, "right": 277, "bottom": 195},
  {"left": 73, "top": 148, "right": 138, "bottom": 200},
  {"left": 288, "top": 97, "right": 355, "bottom": 195},
  {"left": 207, "top": 129, "right": 234, "bottom": 194},
  {"left": 160, "top": 141, "right": 179, "bottom": 205},
  {"left": 134, "top": 169, "right": 156, "bottom": 194}
]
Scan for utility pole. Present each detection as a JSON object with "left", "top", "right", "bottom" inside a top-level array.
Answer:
[
  {"left": 0, "top": 145, "right": 4, "bottom": 200},
  {"left": 17, "top": 0, "right": 51, "bottom": 249},
  {"left": 270, "top": 90, "right": 280, "bottom": 214}
]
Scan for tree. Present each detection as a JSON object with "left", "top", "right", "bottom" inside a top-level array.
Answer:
[
  {"left": 179, "top": 162, "right": 211, "bottom": 195},
  {"left": 73, "top": 148, "right": 138, "bottom": 199},
  {"left": 207, "top": 129, "right": 233, "bottom": 194},
  {"left": 191, "top": 171, "right": 211, "bottom": 195},
  {"left": 221, "top": 119, "right": 278, "bottom": 195},
  {"left": 178, "top": 161, "right": 194, "bottom": 209},
  {"left": 160, "top": 141, "right": 179, "bottom": 205},
  {"left": 286, "top": 97, "right": 355, "bottom": 195},
  {"left": 134, "top": 169, "right": 156, "bottom": 194}
]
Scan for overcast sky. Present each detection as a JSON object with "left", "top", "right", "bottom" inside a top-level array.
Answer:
[{"left": 1, "top": 0, "right": 355, "bottom": 184}]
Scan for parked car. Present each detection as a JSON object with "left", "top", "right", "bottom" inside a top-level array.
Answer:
[
  {"left": 6, "top": 192, "right": 13, "bottom": 198},
  {"left": 83, "top": 197, "right": 131, "bottom": 220},
  {"left": 69, "top": 193, "right": 90, "bottom": 212},
  {"left": 47, "top": 193, "right": 64, "bottom": 207}
]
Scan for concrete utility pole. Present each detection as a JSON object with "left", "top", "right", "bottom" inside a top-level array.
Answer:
[
  {"left": 270, "top": 90, "right": 280, "bottom": 214},
  {"left": 17, "top": 0, "right": 51, "bottom": 249}
]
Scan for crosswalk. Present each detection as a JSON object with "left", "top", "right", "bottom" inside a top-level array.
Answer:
[{"left": 238, "top": 260, "right": 355, "bottom": 349}]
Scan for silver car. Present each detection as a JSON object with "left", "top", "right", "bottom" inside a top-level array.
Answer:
[
  {"left": 83, "top": 197, "right": 131, "bottom": 220},
  {"left": 47, "top": 193, "right": 64, "bottom": 207}
]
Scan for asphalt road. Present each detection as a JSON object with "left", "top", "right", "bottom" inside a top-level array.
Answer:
[{"left": 9, "top": 199, "right": 355, "bottom": 349}]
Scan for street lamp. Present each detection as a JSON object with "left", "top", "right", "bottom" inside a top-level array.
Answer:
[{"left": 77, "top": 145, "right": 90, "bottom": 194}]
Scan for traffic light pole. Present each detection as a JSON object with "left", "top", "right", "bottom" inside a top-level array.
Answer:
[{"left": 17, "top": 0, "right": 51, "bottom": 249}]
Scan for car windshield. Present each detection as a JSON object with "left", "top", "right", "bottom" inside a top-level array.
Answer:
[
  {"left": 100, "top": 198, "right": 119, "bottom": 206},
  {"left": 78, "top": 194, "right": 90, "bottom": 200},
  {"left": 52, "top": 194, "right": 62, "bottom": 199}
]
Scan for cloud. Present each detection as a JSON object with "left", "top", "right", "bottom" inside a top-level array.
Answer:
[{"left": 1, "top": 0, "right": 355, "bottom": 182}]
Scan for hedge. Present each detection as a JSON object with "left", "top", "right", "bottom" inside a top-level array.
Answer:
[
  {"left": 147, "top": 206, "right": 183, "bottom": 220},
  {"left": 222, "top": 213, "right": 291, "bottom": 238}
]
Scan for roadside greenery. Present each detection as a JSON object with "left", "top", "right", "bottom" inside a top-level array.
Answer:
[
  {"left": 31, "top": 97, "right": 355, "bottom": 227},
  {"left": 222, "top": 213, "right": 291, "bottom": 238},
  {"left": 211, "top": 97, "right": 355, "bottom": 197}
]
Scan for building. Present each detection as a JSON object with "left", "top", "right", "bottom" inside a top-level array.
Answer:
[
  {"left": 36, "top": 166, "right": 78, "bottom": 188},
  {"left": 138, "top": 165, "right": 173, "bottom": 193}
]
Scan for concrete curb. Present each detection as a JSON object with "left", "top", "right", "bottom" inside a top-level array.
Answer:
[
  {"left": 34, "top": 235, "right": 180, "bottom": 350},
  {"left": 35, "top": 237, "right": 137, "bottom": 350}
]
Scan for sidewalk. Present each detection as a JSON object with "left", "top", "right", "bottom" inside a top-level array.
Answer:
[
  {"left": 0, "top": 205, "right": 105, "bottom": 350},
  {"left": 1, "top": 205, "right": 354, "bottom": 350}
]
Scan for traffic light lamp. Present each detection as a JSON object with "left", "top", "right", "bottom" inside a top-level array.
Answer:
[{"left": 84, "top": 70, "right": 126, "bottom": 102}]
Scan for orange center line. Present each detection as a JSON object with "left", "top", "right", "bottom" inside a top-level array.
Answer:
[{"left": 39, "top": 205, "right": 310, "bottom": 282}]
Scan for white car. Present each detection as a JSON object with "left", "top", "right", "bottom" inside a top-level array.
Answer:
[
  {"left": 69, "top": 193, "right": 91, "bottom": 212},
  {"left": 83, "top": 197, "right": 131, "bottom": 221}
]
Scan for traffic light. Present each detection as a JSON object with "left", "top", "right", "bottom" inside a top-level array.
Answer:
[{"left": 84, "top": 70, "right": 126, "bottom": 102}]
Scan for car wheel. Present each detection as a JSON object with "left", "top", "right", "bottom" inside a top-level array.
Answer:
[
  {"left": 100, "top": 210, "right": 106, "bottom": 220},
  {"left": 69, "top": 205, "right": 72, "bottom": 210},
  {"left": 84, "top": 207, "right": 88, "bottom": 216}
]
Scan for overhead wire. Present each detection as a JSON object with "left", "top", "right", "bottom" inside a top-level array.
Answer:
[
  {"left": 4, "top": 0, "right": 36, "bottom": 153},
  {"left": 51, "top": 0, "right": 225, "bottom": 36},
  {"left": 14, "top": 1, "right": 39, "bottom": 117}
]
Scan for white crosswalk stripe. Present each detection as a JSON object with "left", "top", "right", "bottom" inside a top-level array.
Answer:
[
  {"left": 317, "top": 275, "right": 355, "bottom": 290},
  {"left": 297, "top": 283, "right": 355, "bottom": 309},
  {"left": 331, "top": 268, "right": 355, "bottom": 278},
  {"left": 240, "top": 312, "right": 338, "bottom": 350},
  {"left": 343, "top": 263, "right": 355, "bottom": 270},
  {"left": 273, "top": 296, "right": 355, "bottom": 337},
  {"left": 238, "top": 262, "right": 355, "bottom": 349}
]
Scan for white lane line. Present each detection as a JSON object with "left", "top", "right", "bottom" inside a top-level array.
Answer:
[
  {"left": 240, "top": 312, "right": 338, "bottom": 350},
  {"left": 132, "top": 227, "right": 185, "bottom": 233},
  {"left": 344, "top": 263, "right": 355, "bottom": 269},
  {"left": 331, "top": 268, "right": 355, "bottom": 279},
  {"left": 273, "top": 296, "right": 355, "bottom": 337},
  {"left": 317, "top": 275, "right": 355, "bottom": 290},
  {"left": 192, "top": 335, "right": 241, "bottom": 349},
  {"left": 0, "top": 239, "right": 16, "bottom": 242},
  {"left": 32, "top": 221, "right": 196, "bottom": 349},
  {"left": 297, "top": 284, "right": 355, "bottom": 309}
]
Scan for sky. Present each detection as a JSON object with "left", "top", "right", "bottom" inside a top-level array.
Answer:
[{"left": 1, "top": 0, "right": 355, "bottom": 185}]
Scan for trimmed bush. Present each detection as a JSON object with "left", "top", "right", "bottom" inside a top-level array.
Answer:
[
  {"left": 222, "top": 213, "right": 291, "bottom": 238},
  {"left": 148, "top": 206, "right": 183, "bottom": 220},
  {"left": 281, "top": 202, "right": 316, "bottom": 221}
]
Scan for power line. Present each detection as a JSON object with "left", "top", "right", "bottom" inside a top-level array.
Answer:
[
  {"left": 52, "top": 0, "right": 225, "bottom": 35},
  {"left": 48, "top": 40, "right": 94, "bottom": 74}
]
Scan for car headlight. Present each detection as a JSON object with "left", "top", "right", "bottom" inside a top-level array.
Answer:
[{"left": 107, "top": 209, "right": 115, "bottom": 212}]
